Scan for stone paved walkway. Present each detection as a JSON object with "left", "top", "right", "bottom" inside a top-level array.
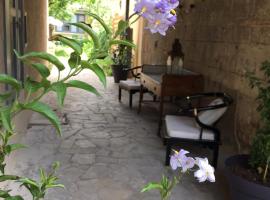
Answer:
[{"left": 8, "top": 71, "right": 230, "bottom": 200}]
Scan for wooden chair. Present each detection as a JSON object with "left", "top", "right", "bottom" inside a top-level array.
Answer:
[
  {"left": 164, "top": 92, "right": 233, "bottom": 168},
  {"left": 118, "top": 66, "right": 143, "bottom": 108}
]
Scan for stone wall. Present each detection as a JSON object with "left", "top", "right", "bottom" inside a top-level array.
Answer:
[
  {"left": 0, "top": 2, "right": 4, "bottom": 74},
  {"left": 141, "top": 0, "right": 270, "bottom": 151}
]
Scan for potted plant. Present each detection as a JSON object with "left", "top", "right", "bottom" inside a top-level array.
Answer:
[
  {"left": 111, "top": 44, "right": 132, "bottom": 83},
  {"left": 225, "top": 61, "right": 270, "bottom": 200}
]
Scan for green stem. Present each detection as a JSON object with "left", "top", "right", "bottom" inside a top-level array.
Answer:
[
  {"left": 129, "top": 15, "right": 141, "bottom": 26},
  {"left": 57, "top": 71, "right": 61, "bottom": 81},
  {"left": 263, "top": 165, "right": 268, "bottom": 183},
  {"left": 128, "top": 12, "right": 137, "bottom": 21},
  {"left": 25, "top": 88, "right": 32, "bottom": 103},
  {"left": 263, "top": 161, "right": 269, "bottom": 183}
]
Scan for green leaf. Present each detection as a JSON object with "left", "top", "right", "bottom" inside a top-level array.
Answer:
[
  {"left": 14, "top": 50, "right": 65, "bottom": 71},
  {"left": 6, "top": 196, "right": 24, "bottom": 200},
  {"left": 67, "top": 80, "right": 99, "bottom": 96},
  {"left": 9, "top": 144, "right": 27, "bottom": 152},
  {"left": 0, "top": 189, "right": 11, "bottom": 198},
  {"left": 50, "top": 35, "right": 82, "bottom": 55},
  {"left": 68, "top": 52, "right": 81, "bottom": 69},
  {"left": 45, "top": 184, "right": 65, "bottom": 189},
  {"left": 39, "top": 168, "right": 46, "bottom": 183},
  {"left": 19, "top": 178, "right": 39, "bottom": 187},
  {"left": 4, "top": 145, "right": 11, "bottom": 155},
  {"left": 99, "top": 31, "right": 110, "bottom": 49},
  {"left": 0, "top": 175, "right": 19, "bottom": 182},
  {"left": 31, "top": 63, "right": 50, "bottom": 78},
  {"left": 86, "top": 12, "right": 112, "bottom": 35},
  {"left": 52, "top": 82, "right": 67, "bottom": 107},
  {"left": 141, "top": 182, "right": 163, "bottom": 193},
  {"left": 0, "top": 92, "right": 12, "bottom": 102},
  {"left": 22, "top": 102, "right": 61, "bottom": 135},
  {"left": 24, "top": 78, "right": 43, "bottom": 93},
  {"left": 55, "top": 49, "right": 69, "bottom": 57},
  {"left": 0, "top": 74, "right": 21, "bottom": 92},
  {"left": 114, "top": 20, "right": 129, "bottom": 38},
  {"left": 1, "top": 108, "right": 12, "bottom": 132},
  {"left": 52, "top": 161, "right": 60, "bottom": 171},
  {"left": 69, "top": 23, "right": 100, "bottom": 49},
  {"left": 81, "top": 61, "right": 106, "bottom": 87},
  {"left": 40, "top": 79, "right": 51, "bottom": 90},
  {"left": 0, "top": 164, "right": 6, "bottom": 174},
  {"left": 91, "top": 51, "right": 108, "bottom": 60},
  {"left": 110, "top": 40, "right": 136, "bottom": 48}
]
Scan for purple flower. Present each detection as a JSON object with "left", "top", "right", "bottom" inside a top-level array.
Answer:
[
  {"left": 146, "top": 11, "right": 178, "bottom": 35},
  {"left": 180, "top": 156, "right": 195, "bottom": 172},
  {"left": 134, "top": 0, "right": 180, "bottom": 35},
  {"left": 170, "top": 149, "right": 189, "bottom": 170},
  {"left": 168, "top": 14, "right": 177, "bottom": 26},
  {"left": 134, "top": 0, "right": 157, "bottom": 17},
  {"left": 168, "top": 0, "right": 180, "bottom": 9},
  {"left": 155, "top": 1, "right": 170, "bottom": 13},
  {"left": 170, "top": 154, "right": 181, "bottom": 170}
]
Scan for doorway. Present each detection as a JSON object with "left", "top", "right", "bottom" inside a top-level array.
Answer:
[{"left": 3, "top": 0, "right": 27, "bottom": 82}]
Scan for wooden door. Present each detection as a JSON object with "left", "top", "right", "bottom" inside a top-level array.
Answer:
[{"left": 3, "top": 0, "right": 26, "bottom": 81}]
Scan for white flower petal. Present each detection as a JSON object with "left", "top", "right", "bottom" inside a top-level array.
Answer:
[
  {"left": 194, "top": 169, "right": 204, "bottom": 179},
  {"left": 207, "top": 172, "right": 216, "bottom": 182}
]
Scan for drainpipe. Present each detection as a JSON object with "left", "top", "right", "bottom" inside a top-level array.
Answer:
[{"left": 125, "top": 0, "right": 130, "bottom": 21}]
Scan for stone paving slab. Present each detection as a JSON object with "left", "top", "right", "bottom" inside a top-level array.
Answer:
[{"left": 7, "top": 71, "right": 231, "bottom": 200}]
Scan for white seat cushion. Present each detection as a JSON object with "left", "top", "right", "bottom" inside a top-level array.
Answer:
[
  {"left": 119, "top": 80, "right": 141, "bottom": 90},
  {"left": 198, "top": 98, "right": 227, "bottom": 126},
  {"left": 165, "top": 115, "right": 215, "bottom": 141}
]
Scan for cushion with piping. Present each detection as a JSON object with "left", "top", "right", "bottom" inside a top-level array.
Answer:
[{"left": 197, "top": 98, "right": 227, "bottom": 126}]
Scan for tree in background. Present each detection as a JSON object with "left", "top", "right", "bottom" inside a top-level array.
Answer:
[{"left": 49, "top": 0, "right": 117, "bottom": 21}]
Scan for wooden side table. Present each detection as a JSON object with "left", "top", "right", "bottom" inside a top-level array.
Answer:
[{"left": 138, "top": 68, "right": 204, "bottom": 136}]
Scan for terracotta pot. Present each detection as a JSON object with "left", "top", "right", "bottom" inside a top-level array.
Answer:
[{"left": 225, "top": 154, "right": 270, "bottom": 200}]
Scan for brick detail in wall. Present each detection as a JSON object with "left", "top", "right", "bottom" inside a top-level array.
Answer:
[{"left": 141, "top": 0, "right": 270, "bottom": 151}]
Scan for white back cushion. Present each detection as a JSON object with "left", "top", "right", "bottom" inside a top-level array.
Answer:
[{"left": 198, "top": 98, "right": 227, "bottom": 126}]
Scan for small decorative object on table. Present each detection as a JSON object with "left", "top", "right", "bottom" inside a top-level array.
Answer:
[
  {"left": 167, "top": 38, "right": 184, "bottom": 74},
  {"left": 142, "top": 149, "right": 215, "bottom": 200}
]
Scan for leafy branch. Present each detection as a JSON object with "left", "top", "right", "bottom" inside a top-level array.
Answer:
[
  {"left": 0, "top": 13, "right": 135, "bottom": 200},
  {"left": 247, "top": 61, "right": 270, "bottom": 183}
]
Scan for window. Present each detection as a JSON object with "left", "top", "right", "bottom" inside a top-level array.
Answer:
[
  {"left": 76, "top": 14, "right": 85, "bottom": 33},
  {"left": 63, "top": 24, "right": 71, "bottom": 32}
]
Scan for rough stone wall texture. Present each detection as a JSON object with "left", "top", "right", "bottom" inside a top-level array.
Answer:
[
  {"left": 141, "top": 0, "right": 270, "bottom": 151},
  {"left": 0, "top": 2, "right": 4, "bottom": 74}
]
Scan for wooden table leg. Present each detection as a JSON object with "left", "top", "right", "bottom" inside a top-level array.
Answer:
[
  {"left": 138, "top": 85, "right": 144, "bottom": 114},
  {"left": 157, "top": 95, "right": 164, "bottom": 137}
]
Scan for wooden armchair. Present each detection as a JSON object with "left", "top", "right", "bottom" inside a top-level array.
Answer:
[{"left": 164, "top": 92, "right": 233, "bottom": 168}]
